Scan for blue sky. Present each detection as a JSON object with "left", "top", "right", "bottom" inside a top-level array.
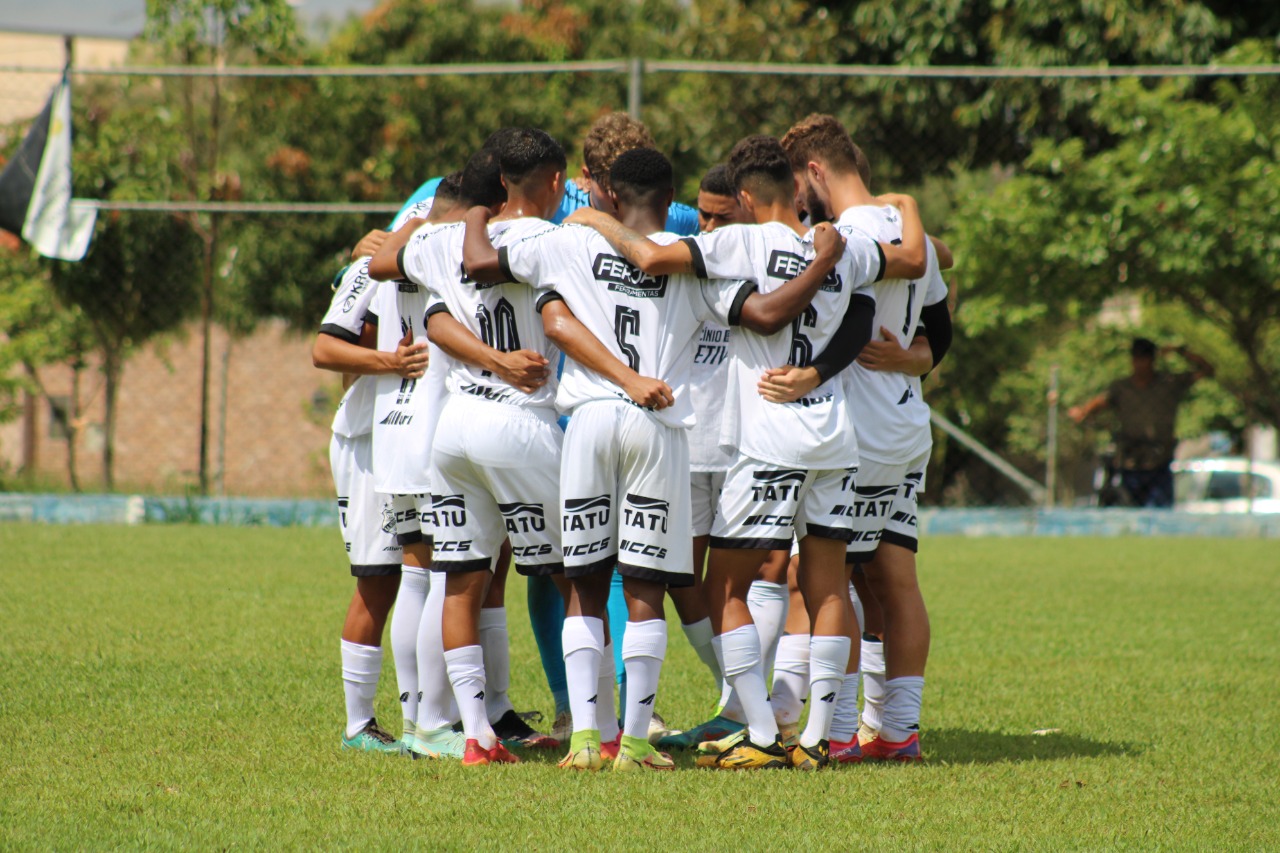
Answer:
[{"left": 0, "top": 0, "right": 379, "bottom": 39}]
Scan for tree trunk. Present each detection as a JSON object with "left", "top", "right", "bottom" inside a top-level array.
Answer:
[
  {"left": 67, "top": 362, "right": 81, "bottom": 493},
  {"left": 102, "top": 348, "right": 120, "bottom": 491}
]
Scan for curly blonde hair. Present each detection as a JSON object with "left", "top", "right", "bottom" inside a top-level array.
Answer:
[{"left": 582, "top": 112, "right": 657, "bottom": 193}]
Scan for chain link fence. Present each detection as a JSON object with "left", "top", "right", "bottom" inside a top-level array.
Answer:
[{"left": 1, "top": 59, "right": 1276, "bottom": 506}]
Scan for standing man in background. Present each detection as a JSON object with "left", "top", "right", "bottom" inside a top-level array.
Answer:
[{"left": 1068, "top": 337, "right": 1214, "bottom": 508}]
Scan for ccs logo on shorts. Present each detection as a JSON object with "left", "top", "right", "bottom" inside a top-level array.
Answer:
[
  {"left": 563, "top": 495, "right": 611, "bottom": 532},
  {"left": 424, "top": 494, "right": 467, "bottom": 528},
  {"left": 623, "top": 493, "right": 669, "bottom": 534},
  {"left": 751, "top": 469, "right": 807, "bottom": 502},
  {"left": 499, "top": 501, "right": 546, "bottom": 533}
]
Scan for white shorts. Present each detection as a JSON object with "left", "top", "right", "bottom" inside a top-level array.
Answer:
[
  {"left": 710, "top": 454, "right": 858, "bottom": 550},
  {"left": 390, "top": 493, "right": 431, "bottom": 547},
  {"left": 330, "top": 432, "right": 402, "bottom": 576},
  {"left": 428, "top": 394, "right": 563, "bottom": 576},
  {"left": 845, "top": 449, "right": 929, "bottom": 562},
  {"left": 690, "top": 470, "right": 727, "bottom": 538},
  {"left": 561, "top": 401, "right": 694, "bottom": 587}
]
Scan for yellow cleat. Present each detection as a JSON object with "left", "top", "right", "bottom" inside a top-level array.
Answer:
[
  {"left": 696, "top": 728, "right": 745, "bottom": 755},
  {"left": 695, "top": 735, "right": 789, "bottom": 770},
  {"left": 789, "top": 739, "right": 830, "bottom": 771},
  {"left": 557, "top": 745, "right": 604, "bottom": 771}
]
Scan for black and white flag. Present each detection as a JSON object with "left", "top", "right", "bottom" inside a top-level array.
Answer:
[{"left": 0, "top": 76, "right": 97, "bottom": 261}]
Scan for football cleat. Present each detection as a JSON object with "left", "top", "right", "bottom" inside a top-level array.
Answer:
[
  {"left": 857, "top": 722, "right": 880, "bottom": 745},
  {"left": 647, "top": 711, "right": 676, "bottom": 745},
  {"left": 341, "top": 718, "right": 401, "bottom": 754},
  {"left": 410, "top": 726, "right": 468, "bottom": 760},
  {"left": 487, "top": 741, "right": 521, "bottom": 764},
  {"left": 695, "top": 735, "right": 789, "bottom": 770},
  {"left": 790, "top": 739, "right": 830, "bottom": 771},
  {"left": 600, "top": 734, "right": 621, "bottom": 762},
  {"left": 492, "top": 709, "right": 559, "bottom": 749},
  {"left": 613, "top": 736, "right": 676, "bottom": 772},
  {"left": 558, "top": 745, "right": 604, "bottom": 771},
  {"left": 551, "top": 710, "right": 573, "bottom": 745},
  {"left": 860, "top": 732, "right": 922, "bottom": 762},
  {"left": 462, "top": 739, "right": 491, "bottom": 766},
  {"left": 656, "top": 715, "right": 745, "bottom": 751},
  {"left": 777, "top": 723, "right": 800, "bottom": 751},
  {"left": 696, "top": 728, "right": 745, "bottom": 755},
  {"left": 830, "top": 738, "right": 863, "bottom": 764}
]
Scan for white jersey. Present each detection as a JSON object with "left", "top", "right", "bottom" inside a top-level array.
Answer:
[
  {"left": 320, "top": 258, "right": 380, "bottom": 439},
  {"left": 369, "top": 228, "right": 449, "bottom": 495},
  {"left": 410, "top": 218, "right": 561, "bottom": 410},
  {"left": 836, "top": 205, "right": 948, "bottom": 464},
  {"left": 501, "top": 223, "right": 743, "bottom": 428},
  {"left": 688, "top": 321, "right": 734, "bottom": 472},
  {"left": 685, "top": 220, "right": 881, "bottom": 470}
]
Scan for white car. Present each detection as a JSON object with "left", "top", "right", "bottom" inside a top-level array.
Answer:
[{"left": 1171, "top": 457, "right": 1280, "bottom": 513}]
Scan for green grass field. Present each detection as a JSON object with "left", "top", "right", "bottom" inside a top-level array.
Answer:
[{"left": 1, "top": 525, "right": 1277, "bottom": 850}]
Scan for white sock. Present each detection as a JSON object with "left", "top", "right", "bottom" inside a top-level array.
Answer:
[
  {"left": 770, "top": 633, "right": 810, "bottom": 726},
  {"left": 415, "top": 571, "right": 456, "bottom": 732},
  {"left": 830, "top": 670, "right": 861, "bottom": 743},
  {"left": 478, "top": 607, "right": 513, "bottom": 723},
  {"left": 860, "top": 635, "right": 886, "bottom": 733},
  {"left": 881, "top": 676, "right": 925, "bottom": 743},
  {"left": 712, "top": 636, "right": 744, "bottom": 722},
  {"left": 800, "top": 635, "right": 850, "bottom": 748},
  {"left": 389, "top": 565, "right": 429, "bottom": 734},
  {"left": 681, "top": 618, "right": 721, "bottom": 685},
  {"left": 598, "top": 642, "right": 620, "bottom": 742},
  {"left": 445, "top": 644, "right": 495, "bottom": 748},
  {"left": 849, "top": 581, "right": 864, "bottom": 635},
  {"left": 719, "top": 624, "right": 778, "bottom": 745},
  {"left": 621, "top": 619, "right": 667, "bottom": 741},
  {"left": 562, "top": 616, "right": 604, "bottom": 736},
  {"left": 746, "top": 580, "right": 788, "bottom": 673},
  {"left": 340, "top": 639, "right": 382, "bottom": 739}
]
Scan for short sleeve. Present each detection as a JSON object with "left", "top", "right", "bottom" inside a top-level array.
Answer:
[
  {"left": 398, "top": 223, "right": 437, "bottom": 286},
  {"left": 683, "top": 225, "right": 756, "bottom": 281},
  {"left": 500, "top": 223, "right": 568, "bottom": 290},
  {"left": 840, "top": 233, "right": 886, "bottom": 289},
  {"left": 699, "top": 279, "right": 757, "bottom": 327},
  {"left": 319, "top": 259, "right": 377, "bottom": 343},
  {"left": 922, "top": 240, "right": 949, "bottom": 305}
]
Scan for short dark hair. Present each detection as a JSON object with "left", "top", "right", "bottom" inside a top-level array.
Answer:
[
  {"left": 435, "top": 170, "right": 464, "bottom": 203},
  {"left": 1131, "top": 337, "right": 1157, "bottom": 358},
  {"left": 459, "top": 148, "right": 506, "bottom": 208},
  {"left": 699, "top": 164, "right": 734, "bottom": 198},
  {"left": 482, "top": 127, "right": 520, "bottom": 152},
  {"left": 726, "top": 135, "right": 794, "bottom": 203},
  {"left": 780, "top": 114, "right": 872, "bottom": 188},
  {"left": 497, "top": 127, "right": 567, "bottom": 185},
  {"left": 608, "top": 147, "right": 673, "bottom": 211}
]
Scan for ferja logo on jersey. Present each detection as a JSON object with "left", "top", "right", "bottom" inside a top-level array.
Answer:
[
  {"left": 594, "top": 253, "right": 669, "bottom": 298},
  {"left": 766, "top": 250, "right": 843, "bottom": 292}
]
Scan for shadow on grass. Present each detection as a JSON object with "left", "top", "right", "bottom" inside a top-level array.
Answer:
[
  {"left": 508, "top": 728, "right": 1138, "bottom": 768},
  {"left": 922, "top": 728, "right": 1140, "bottom": 765}
]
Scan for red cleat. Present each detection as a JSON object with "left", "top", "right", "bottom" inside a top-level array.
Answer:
[
  {"left": 860, "top": 732, "right": 922, "bottom": 762},
  {"left": 830, "top": 738, "right": 863, "bottom": 764},
  {"left": 600, "top": 735, "right": 621, "bottom": 762},
  {"left": 461, "top": 739, "right": 491, "bottom": 766},
  {"left": 487, "top": 741, "right": 521, "bottom": 764}
]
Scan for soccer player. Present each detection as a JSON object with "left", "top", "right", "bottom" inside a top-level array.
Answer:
[
  {"left": 770, "top": 113, "right": 955, "bottom": 761},
  {"left": 312, "top": 247, "right": 429, "bottom": 752},
  {"left": 569, "top": 135, "right": 927, "bottom": 769},
  {"left": 465, "top": 145, "right": 849, "bottom": 770}
]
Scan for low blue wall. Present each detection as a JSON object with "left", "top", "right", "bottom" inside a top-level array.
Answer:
[{"left": 2, "top": 493, "right": 1278, "bottom": 538}]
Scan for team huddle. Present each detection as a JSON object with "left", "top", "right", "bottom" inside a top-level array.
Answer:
[{"left": 313, "top": 112, "right": 953, "bottom": 771}]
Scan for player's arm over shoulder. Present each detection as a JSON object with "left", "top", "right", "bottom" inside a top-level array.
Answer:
[{"left": 563, "top": 207, "right": 696, "bottom": 276}]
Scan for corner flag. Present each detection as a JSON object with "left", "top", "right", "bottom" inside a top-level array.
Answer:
[{"left": 0, "top": 76, "right": 97, "bottom": 261}]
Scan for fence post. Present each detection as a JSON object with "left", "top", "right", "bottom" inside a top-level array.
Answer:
[
  {"left": 627, "top": 57, "right": 643, "bottom": 120},
  {"left": 1046, "top": 363, "right": 1059, "bottom": 507}
]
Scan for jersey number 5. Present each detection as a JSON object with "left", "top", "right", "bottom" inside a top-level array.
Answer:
[{"left": 614, "top": 306, "right": 641, "bottom": 371}]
